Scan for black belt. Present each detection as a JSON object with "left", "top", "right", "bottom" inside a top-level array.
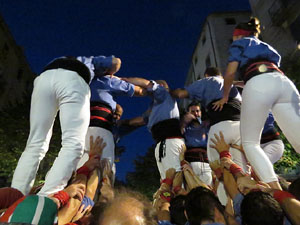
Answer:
[
  {"left": 206, "top": 98, "right": 241, "bottom": 126},
  {"left": 42, "top": 57, "right": 91, "bottom": 84},
  {"left": 243, "top": 61, "right": 283, "bottom": 84},
  {"left": 185, "top": 147, "right": 208, "bottom": 163}
]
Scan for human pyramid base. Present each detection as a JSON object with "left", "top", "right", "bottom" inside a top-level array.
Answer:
[{"left": 1, "top": 17, "right": 300, "bottom": 225}]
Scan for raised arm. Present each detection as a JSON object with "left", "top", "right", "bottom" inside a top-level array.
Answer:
[
  {"left": 171, "top": 88, "right": 189, "bottom": 99},
  {"left": 122, "top": 77, "right": 152, "bottom": 89}
]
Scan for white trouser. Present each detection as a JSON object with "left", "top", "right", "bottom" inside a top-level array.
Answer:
[
  {"left": 207, "top": 121, "right": 248, "bottom": 172},
  {"left": 207, "top": 120, "right": 249, "bottom": 205},
  {"left": 77, "top": 127, "right": 115, "bottom": 175},
  {"left": 261, "top": 139, "right": 284, "bottom": 164},
  {"left": 241, "top": 72, "right": 300, "bottom": 183},
  {"left": 11, "top": 69, "right": 90, "bottom": 196},
  {"left": 154, "top": 138, "right": 185, "bottom": 179},
  {"left": 190, "top": 162, "right": 212, "bottom": 186}
]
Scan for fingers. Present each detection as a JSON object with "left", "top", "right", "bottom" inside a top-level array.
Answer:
[
  {"left": 74, "top": 183, "right": 86, "bottom": 201},
  {"left": 89, "top": 136, "right": 94, "bottom": 150},
  {"left": 219, "top": 131, "right": 225, "bottom": 140}
]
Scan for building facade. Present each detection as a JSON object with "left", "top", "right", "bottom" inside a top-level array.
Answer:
[
  {"left": 181, "top": 11, "right": 250, "bottom": 109},
  {"left": 249, "top": 0, "right": 300, "bottom": 57},
  {"left": 185, "top": 11, "right": 251, "bottom": 87},
  {"left": 0, "top": 14, "right": 34, "bottom": 109}
]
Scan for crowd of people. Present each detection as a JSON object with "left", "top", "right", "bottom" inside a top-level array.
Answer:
[{"left": 0, "top": 17, "right": 300, "bottom": 225}]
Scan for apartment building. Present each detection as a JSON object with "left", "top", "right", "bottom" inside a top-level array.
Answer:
[
  {"left": 249, "top": 0, "right": 300, "bottom": 57},
  {"left": 182, "top": 11, "right": 250, "bottom": 109}
]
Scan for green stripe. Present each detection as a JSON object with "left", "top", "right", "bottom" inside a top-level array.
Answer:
[
  {"left": 10, "top": 195, "right": 39, "bottom": 223},
  {"left": 38, "top": 197, "right": 57, "bottom": 225}
]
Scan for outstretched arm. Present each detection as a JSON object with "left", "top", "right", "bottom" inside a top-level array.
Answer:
[
  {"left": 171, "top": 88, "right": 189, "bottom": 99},
  {"left": 122, "top": 77, "right": 152, "bottom": 89}
]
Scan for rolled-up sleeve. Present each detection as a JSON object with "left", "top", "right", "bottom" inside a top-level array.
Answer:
[
  {"left": 228, "top": 40, "right": 247, "bottom": 63},
  {"left": 147, "top": 80, "right": 168, "bottom": 103},
  {"left": 185, "top": 80, "right": 205, "bottom": 101},
  {"left": 110, "top": 78, "right": 135, "bottom": 97}
]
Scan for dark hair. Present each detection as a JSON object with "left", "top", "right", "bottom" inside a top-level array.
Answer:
[
  {"left": 187, "top": 100, "right": 201, "bottom": 111},
  {"left": 235, "top": 17, "right": 261, "bottom": 36},
  {"left": 288, "top": 177, "right": 300, "bottom": 200},
  {"left": 241, "top": 191, "right": 284, "bottom": 225},
  {"left": 170, "top": 195, "right": 187, "bottom": 225},
  {"left": 184, "top": 186, "right": 224, "bottom": 224},
  {"left": 204, "top": 67, "right": 221, "bottom": 77}
]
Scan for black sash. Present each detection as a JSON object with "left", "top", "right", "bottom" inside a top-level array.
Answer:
[
  {"left": 206, "top": 98, "right": 241, "bottom": 126},
  {"left": 89, "top": 101, "right": 113, "bottom": 132},
  {"left": 43, "top": 57, "right": 90, "bottom": 84}
]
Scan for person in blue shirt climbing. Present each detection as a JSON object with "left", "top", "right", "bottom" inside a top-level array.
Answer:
[{"left": 213, "top": 17, "right": 300, "bottom": 190}]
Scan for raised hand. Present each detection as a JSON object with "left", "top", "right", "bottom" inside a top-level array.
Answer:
[
  {"left": 89, "top": 136, "right": 106, "bottom": 158},
  {"left": 209, "top": 131, "right": 230, "bottom": 153}
]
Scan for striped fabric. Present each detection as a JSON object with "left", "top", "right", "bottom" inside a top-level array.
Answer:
[{"left": 0, "top": 195, "right": 58, "bottom": 225}]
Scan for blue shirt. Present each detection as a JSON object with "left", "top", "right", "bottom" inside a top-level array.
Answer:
[
  {"left": 184, "top": 122, "right": 208, "bottom": 148},
  {"left": 186, "top": 76, "right": 241, "bottom": 108},
  {"left": 77, "top": 55, "right": 114, "bottom": 81},
  {"left": 147, "top": 81, "right": 180, "bottom": 130},
  {"left": 228, "top": 36, "right": 281, "bottom": 68},
  {"left": 89, "top": 75, "right": 135, "bottom": 111}
]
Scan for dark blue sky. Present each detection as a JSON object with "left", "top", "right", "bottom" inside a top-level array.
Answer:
[{"left": 0, "top": 0, "right": 251, "bottom": 181}]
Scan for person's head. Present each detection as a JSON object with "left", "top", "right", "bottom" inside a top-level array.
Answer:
[
  {"left": 288, "top": 177, "right": 300, "bottom": 200},
  {"left": 241, "top": 191, "right": 284, "bottom": 225},
  {"left": 113, "top": 104, "right": 123, "bottom": 121},
  {"left": 98, "top": 188, "right": 157, "bottom": 225},
  {"left": 107, "top": 57, "right": 121, "bottom": 75},
  {"left": 233, "top": 17, "right": 261, "bottom": 41},
  {"left": 187, "top": 101, "right": 201, "bottom": 118},
  {"left": 93, "top": 56, "right": 122, "bottom": 77},
  {"left": 204, "top": 67, "right": 221, "bottom": 78},
  {"left": 155, "top": 80, "right": 169, "bottom": 90},
  {"left": 184, "top": 186, "right": 225, "bottom": 225},
  {"left": 169, "top": 195, "right": 187, "bottom": 225}
]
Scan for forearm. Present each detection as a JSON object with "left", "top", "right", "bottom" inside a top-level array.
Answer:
[
  {"left": 133, "top": 86, "right": 147, "bottom": 96},
  {"left": 85, "top": 170, "right": 99, "bottom": 199},
  {"left": 223, "top": 61, "right": 238, "bottom": 99},
  {"left": 275, "top": 193, "right": 300, "bottom": 225},
  {"left": 223, "top": 169, "right": 239, "bottom": 199},
  {"left": 170, "top": 88, "right": 189, "bottom": 99},
  {"left": 127, "top": 116, "right": 146, "bottom": 126},
  {"left": 124, "top": 77, "right": 151, "bottom": 88},
  {"left": 157, "top": 202, "right": 171, "bottom": 221}
]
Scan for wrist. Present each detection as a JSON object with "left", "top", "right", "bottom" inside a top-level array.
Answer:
[
  {"left": 77, "top": 166, "right": 91, "bottom": 178},
  {"left": 214, "top": 168, "right": 223, "bottom": 180},
  {"left": 229, "top": 163, "right": 243, "bottom": 175},
  {"left": 53, "top": 190, "right": 70, "bottom": 208},
  {"left": 220, "top": 151, "right": 231, "bottom": 159},
  {"left": 273, "top": 190, "right": 295, "bottom": 204},
  {"left": 161, "top": 178, "right": 173, "bottom": 186}
]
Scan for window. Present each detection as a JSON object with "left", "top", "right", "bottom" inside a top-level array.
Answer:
[{"left": 225, "top": 18, "right": 236, "bottom": 25}]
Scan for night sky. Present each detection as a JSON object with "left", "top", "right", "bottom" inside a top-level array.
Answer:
[{"left": 0, "top": 0, "right": 251, "bottom": 181}]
